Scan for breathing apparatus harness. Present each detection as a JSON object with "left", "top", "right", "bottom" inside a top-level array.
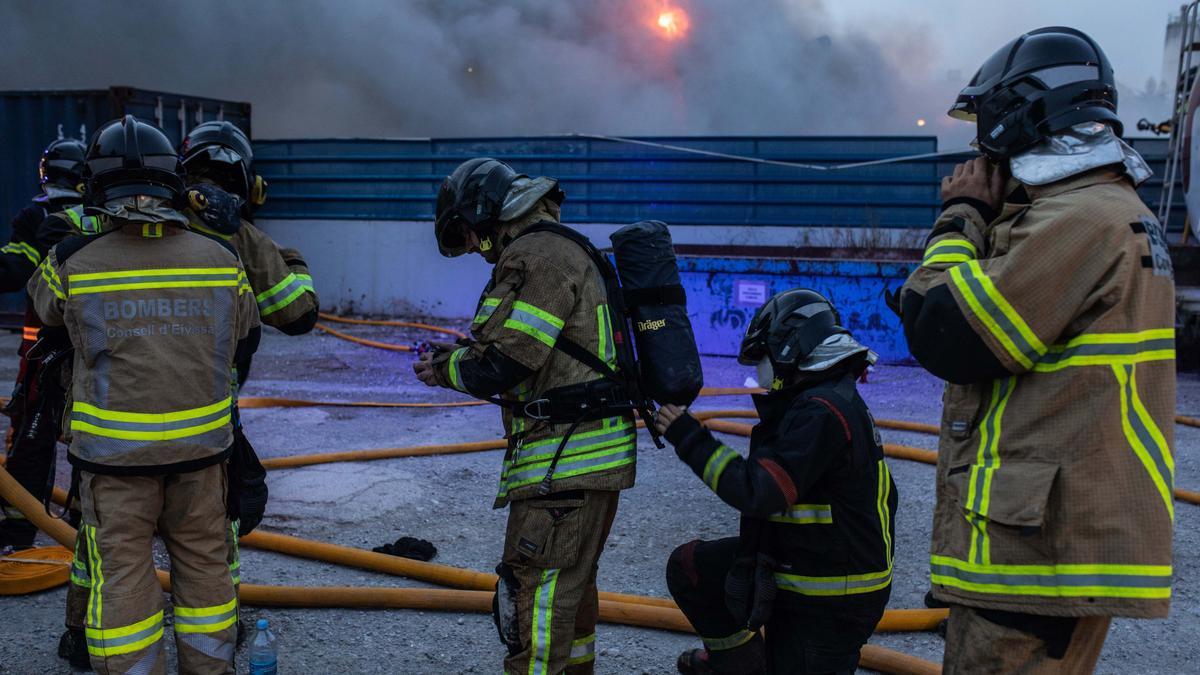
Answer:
[{"left": 482, "top": 221, "right": 663, "bottom": 495}]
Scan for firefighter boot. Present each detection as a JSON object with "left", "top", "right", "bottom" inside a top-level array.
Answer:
[
  {"left": 58, "top": 627, "right": 91, "bottom": 670},
  {"left": 677, "top": 634, "right": 766, "bottom": 674}
]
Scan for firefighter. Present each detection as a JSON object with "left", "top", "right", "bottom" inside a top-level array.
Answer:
[
  {"left": 655, "top": 289, "right": 896, "bottom": 675},
  {"left": 179, "top": 120, "right": 318, "bottom": 365},
  {"left": 0, "top": 138, "right": 86, "bottom": 551},
  {"left": 898, "top": 27, "right": 1174, "bottom": 673},
  {"left": 414, "top": 158, "right": 637, "bottom": 674},
  {"left": 28, "top": 115, "right": 260, "bottom": 675}
]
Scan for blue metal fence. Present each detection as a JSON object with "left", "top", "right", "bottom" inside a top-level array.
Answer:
[{"left": 254, "top": 135, "right": 1183, "bottom": 231}]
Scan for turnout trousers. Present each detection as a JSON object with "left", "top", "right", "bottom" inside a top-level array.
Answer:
[
  {"left": 943, "top": 605, "right": 1110, "bottom": 674},
  {"left": 499, "top": 489, "right": 620, "bottom": 675},
  {"left": 0, "top": 355, "right": 59, "bottom": 547},
  {"left": 666, "top": 538, "right": 882, "bottom": 675},
  {"left": 76, "top": 463, "right": 236, "bottom": 675}
]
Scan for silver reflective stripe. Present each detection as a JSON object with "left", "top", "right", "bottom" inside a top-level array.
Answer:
[
  {"left": 72, "top": 406, "right": 231, "bottom": 434},
  {"left": 529, "top": 569, "right": 560, "bottom": 675},
  {"left": 702, "top": 445, "right": 740, "bottom": 490},
  {"left": 69, "top": 271, "right": 240, "bottom": 290},
  {"left": 768, "top": 504, "right": 833, "bottom": 525},
  {"left": 257, "top": 273, "right": 309, "bottom": 316},
  {"left": 177, "top": 632, "right": 235, "bottom": 663},
  {"left": 774, "top": 569, "right": 892, "bottom": 595},
  {"left": 1039, "top": 338, "right": 1175, "bottom": 365},
  {"left": 929, "top": 562, "right": 1171, "bottom": 589},
  {"left": 569, "top": 633, "right": 596, "bottom": 663},
  {"left": 502, "top": 445, "right": 636, "bottom": 489},
  {"left": 474, "top": 298, "right": 500, "bottom": 325},
  {"left": 511, "top": 425, "right": 636, "bottom": 468},
  {"left": 954, "top": 264, "right": 1043, "bottom": 365},
  {"left": 74, "top": 427, "right": 232, "bottom": 461},
  {"left": 85, "top": 615, "right": 164, "bottom": 652},
  {"left": 126, "top": 640, "right": 163, "bottom": 675},
  {"left": 175, "top": 608, "right": 237, "bottom": 629},
  {"left": 508, "top": 308, "right": 562, "bottom": 341}
]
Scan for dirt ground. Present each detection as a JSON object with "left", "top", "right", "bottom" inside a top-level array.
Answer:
[{"left": 1, "top": 321, "right": 1198, "bottom": 674}]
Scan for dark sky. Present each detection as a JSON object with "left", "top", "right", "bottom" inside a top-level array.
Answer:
[{"left": 0, "top": 0, "right": 1176, "bottom": 145}]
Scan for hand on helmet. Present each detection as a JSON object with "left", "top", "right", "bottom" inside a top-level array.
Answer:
[{"left": 941, "top": 157, "right": 1006, "bottom": 214}]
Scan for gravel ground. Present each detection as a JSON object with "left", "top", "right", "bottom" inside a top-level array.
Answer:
[{"left": 1, "top": 321, "right": 1198, "bottom": 674}]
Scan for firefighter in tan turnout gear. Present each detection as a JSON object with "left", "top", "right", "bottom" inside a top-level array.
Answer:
[
  {"left": 415, "top": 158, "right": 636, "bottom": 674},
  {"left": 899, "top": 28, "right": 1175, "bottom": 673},
  {"left": 29, "top": 116, "right": 260, "bottom": 675}
]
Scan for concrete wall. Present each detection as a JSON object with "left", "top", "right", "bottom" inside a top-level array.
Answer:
[{"left": 258, "top": 218, "right": 925, "bottom": 319}]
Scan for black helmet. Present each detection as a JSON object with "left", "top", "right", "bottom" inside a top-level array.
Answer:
[
  {"left": 949, "top": 27, "right": 1119, "bottom": 160},
  {"left": 180, "top": 121, "right": 260, "bottom": 205},
  {"left": 434, "top": 157, "right": 565, "bottom": 258},
  {"left": 435, "top": 158, "right": 518, "bottom": 257},
  {"left": 738, "top": 289, "right": 846, "bottom": 373},
  {"left": 39, "top": 139, "right": 86, "bottom": 189},
  {"left": 84, "top": 116, "right": 184, "bottom": 204}
]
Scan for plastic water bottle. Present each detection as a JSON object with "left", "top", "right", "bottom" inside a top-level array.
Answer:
[{"left": 248, "top": 618, "right": 278, "bottom": 674}]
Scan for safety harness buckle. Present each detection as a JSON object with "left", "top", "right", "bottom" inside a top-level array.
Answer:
[{"left": 523, "top": 399, "right": 553, "bottom": 421}]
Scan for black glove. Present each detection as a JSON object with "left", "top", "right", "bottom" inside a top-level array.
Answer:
[
  {"left": 724, "top": 553, "right": 778, "bottom": 632},
  {"left": 186, "top": 184, "right": 244, "bottom": 236},
  {"left": 227, "top": 427, "right": 268, "bottom": 535},
  {"left": 372, "top": 537, "right": 437, "bottom": 562},
  {"left": 663, "top": 410, "right": 704, "bottom": 448}
]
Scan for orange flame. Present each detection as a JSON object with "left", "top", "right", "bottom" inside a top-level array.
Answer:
[{"left": 654, "top": 8, "right": 689, "bottom": 39}]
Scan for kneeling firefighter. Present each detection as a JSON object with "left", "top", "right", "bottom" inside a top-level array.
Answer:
[
  {"left": 655, "top": 289, "right": 897, "bottom": 675},
  {"left": 29, "top": 115, "right": 260, "bottom": 675},
  {"left": 415, "top": 158, "right": 701, "bottom": 673}
]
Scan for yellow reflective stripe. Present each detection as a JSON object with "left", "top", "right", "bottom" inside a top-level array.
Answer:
[
  {"left": 967, "top": 377, "right": 1015, "bottom": 565},
  {"left": 175, "top": 598, "right": 238, "bottom": 618},
  {"left": 568, "top": 633, "right": 596, "bottom": 664},
  {"left": 40, "top": 260, "right": 66, "bottom": 299},
  {"left": 1034, "top": 329, "right": 1176, "bottom": 371},
  {"left": 86, "top": 611, "right": 165, "bottom": 657},
  {"left": 504, "top": 300, "right": 565, "bottom": 348},
  {"left": 774, "top": 566, "right": 892, "bottom": 596},
  {"left": 64, "top": 207, "right": 83, "bottom": 228},
  {"left": 949, "top": 261, "right": 1044, "bottom": 369},
  {"left": 86, "top": 525, "right": 103, "bottom": 628},
  {"left": 1, "top": 241, "right": 41, "bottom": 266},
  {"left": 72, "top": 415, "right": 229, "bottom": 442},
  {"left": 528, "top": 569, "right": 560, "bottom": 675},
  {"left": 768, "top": 503, "right": 833, "bottom": 524},
  {"left": 923, "top": 239, "right": 976, "bottom": 267},
  {"left": 473, "top": 297, "right": 501, "bottom": 325},
  {"left": 141, "top": 223, "right": 163, "bottom": 238},
  {"left": 877, "top": 460, "right": 893, "bottom": 569},
  {"left": 702, "top": 629, "right": 756, "bottom": 651},
  {"left": 447, "top": 348, "right": 468, "bottom": 392},
  {"left": 70, "top": 266, "right": 240, "bottom": 281},
  {"left": 703, "top": 445, "right": 740, "bottom": 491},
  {"left": 512, "top": 300, "right": 565, "bottom": 329},
  {"left": 930, "top": 554, "right": 1172, "bottom": 599},
  {"left": 174, "top": 598, "right": 238, "bottom": 634},
  {"left": 74, "top": 397, "right": 232, "bottom": 424},
  {"left": 1113, "top": 365, "right": 1175, "bottom": 519}
]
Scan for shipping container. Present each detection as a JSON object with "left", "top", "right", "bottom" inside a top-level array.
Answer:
[
  {"left": 0, "top": 87, "right": 251, "bottom": 314},
  {"left": 0, "top": 86, "right": 251, "bottom": 235}
]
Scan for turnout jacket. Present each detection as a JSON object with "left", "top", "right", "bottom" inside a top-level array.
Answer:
[
  {"left": 28, "top": 218, "right": 260, "bottom": 474},
  {"left": 666, "top": 375, "right": 897, "bottom": 602},
  {"left": 901, "top": 168, "right": 1176, "bottom": 617},
  {"left": 5, "top": 198, "right": 83, "bottom": 351},
  {"left": 435, "top": 215, "right": 636, "bottom": 508}
]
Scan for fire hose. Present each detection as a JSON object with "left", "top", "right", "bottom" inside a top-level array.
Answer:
[{"left": 2, "top": 467, "right": 939, "bottom": 674}]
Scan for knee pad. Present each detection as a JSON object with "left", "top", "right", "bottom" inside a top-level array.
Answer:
[
  {"left": 493, "top": 562, "right": 522, "bottom": 656},
  {"left": 666, "top": 540, "right": 701, "bottom": 593}
]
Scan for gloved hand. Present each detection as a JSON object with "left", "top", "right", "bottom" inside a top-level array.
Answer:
[
  {"left": 227, "top": 428, "right": 268, "bottom": 535},
  {"left": 186, "top": 184, "right": 244, "bottom": 236},
  {"left": 725, "top": 552, "right": 778, "bottom": 632},
  {"left": 940, "top": 157, "right": 1006, "bottom": 222},
  {"left": 656, "top": 404, "right": 705, "bottom": 449}
]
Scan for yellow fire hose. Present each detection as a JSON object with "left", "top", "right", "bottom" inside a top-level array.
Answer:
[{"left": 2, "top": 467, "right": 940, "bottom": 674}]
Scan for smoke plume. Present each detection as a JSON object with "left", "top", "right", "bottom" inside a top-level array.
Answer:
[{"left": 0, "top": 0, "right": 952, "bottom": 140}]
